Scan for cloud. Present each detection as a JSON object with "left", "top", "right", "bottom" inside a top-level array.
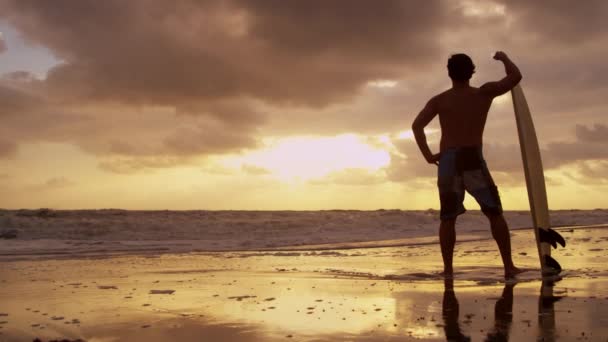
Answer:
[
  {"left": 0, "top": 0, "right": 607, "bottom": 182},
  {"left": 0, "top": 0, "right": 448, "bottom": 108},
  {"left": 577, "top": 161, "right": 608, "bottom": 183},
  {"left": 97, "top": 156, "right": 192, "bottom": 174},
  {"left": 504, "top": 0, "right": 608, "bottom": 45},
  {"left": 163, "top": 123, "right": 259, "bottom": 156},
  {"left": 0, "top": 31, "right": 6, "bottom": 53},
  {"left": 28, "top": 176, "right": 75, "bottom": 191},
  {"left": 384, "top": 138, "right": 437, "bottom": 182},
  {"left": 43, "top": 176, "right": 74, "bottom": 188},
  {"left": 0, "top": 78, "right": 261, "bottom": 166},
  {"left": 575, "top": 124, "right": 608, "bottom": 143},
  {"left": 0, "top": 139, "right": 17, "bottom": 158}
]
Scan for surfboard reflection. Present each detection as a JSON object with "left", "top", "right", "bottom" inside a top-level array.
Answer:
[
  {"left": 441, "top": 278, "right": 562, "bottom": 341},
  {"left": 538, "top": 277, "right": 562, "bottom": 342}
]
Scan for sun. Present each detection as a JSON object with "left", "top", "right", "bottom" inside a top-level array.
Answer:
[{"left": 223, "top": 134, "right": 391, "bottom": 182}]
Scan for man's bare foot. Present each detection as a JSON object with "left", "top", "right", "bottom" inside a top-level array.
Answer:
[{"left": 505, "top": 266, "right": 525, "bottom": 279}]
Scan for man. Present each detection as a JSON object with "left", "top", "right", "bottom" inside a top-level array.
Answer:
[{"left": 412, "top": 51, "right": 523, "bottom": 278}]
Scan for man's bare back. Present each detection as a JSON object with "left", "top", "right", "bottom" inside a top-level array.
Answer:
[
  {"left": 412, "top": 51, "right": 522, "bottom": 164},
  {"left": 433, "top": 86, "right": 493, "bottom": 151}
]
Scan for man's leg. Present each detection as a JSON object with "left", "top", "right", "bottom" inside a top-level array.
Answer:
[
  {"left": 487, "top": 213, "right": 522, "bottom": 277},
  {"left": 440, "top": 218, "right": 457, "bottom": 276}
]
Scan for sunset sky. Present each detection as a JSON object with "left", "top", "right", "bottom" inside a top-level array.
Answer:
[{"left": 0, "top": 0, "right": 606, "bottom": 210}]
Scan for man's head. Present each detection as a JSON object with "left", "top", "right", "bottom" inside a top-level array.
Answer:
[{"left": 447, "top": 54, "right": 475, "bottom": 82}]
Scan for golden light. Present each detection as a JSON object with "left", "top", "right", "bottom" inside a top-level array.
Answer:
[
  {"left": 396, "top": 130, "right": 415, "bottom": 140},
  {"left": 223, "top": 134, "right": 391, "bottom": 182},
  {"left": 367, "top": 79, "right": 398, "bottom": 88}
]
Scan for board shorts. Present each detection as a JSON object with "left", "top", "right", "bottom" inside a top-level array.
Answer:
[{"left": 437, "top": 145, "right": 502, "bottom": 221}]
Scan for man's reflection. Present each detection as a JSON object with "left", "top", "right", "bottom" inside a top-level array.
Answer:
[
  {"left": 484, "top": 283, "right": 514, "bottom": 341},
  {"left": 441, "top": 278, "right": 562, "bottom": 341},
  {"left": 441, "top": 279, "right": 514, "bottom": 342},
  {"left": 442, "top": 278, "right": 471, "bottom": 341}
]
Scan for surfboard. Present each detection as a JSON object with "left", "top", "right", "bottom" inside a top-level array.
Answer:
[{"left": 511, "top": 84, "right": 566, "bottom": 275}]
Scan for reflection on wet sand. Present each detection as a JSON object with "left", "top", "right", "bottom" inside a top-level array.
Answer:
[
  {"left": 441, "top": 278, "right": 515, "bottom": 341},
  {"left": 442, "top": 278, "right": 471, "bottom": 341},
  {"left": 538, "top": 278, "right": 562, "bottom": 342},
  {"left": 484, "top": 282, "right": 513, "bottom": 341},
  {"left": 441, "top": 277, "right": 567, "bottom": 342}
]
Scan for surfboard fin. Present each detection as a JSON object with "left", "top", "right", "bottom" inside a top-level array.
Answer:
[
  {"left": 539, "top": 228, "right": 566, "bottom": 249},
  {"left": 543, "top": 255, "right": 562, "bottom": 274}
]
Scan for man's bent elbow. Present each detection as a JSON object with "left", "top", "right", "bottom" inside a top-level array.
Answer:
[{"left": 515, "top": 72, "right": 523, "bottom": 84}]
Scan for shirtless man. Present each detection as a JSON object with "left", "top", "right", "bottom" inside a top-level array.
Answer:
[{"left": 412, "top": 51, "right": 524, "bottom": 278}]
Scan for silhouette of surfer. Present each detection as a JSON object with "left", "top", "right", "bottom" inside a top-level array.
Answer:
[{"left": 412, "top": 51, "right": 524, "bottom": 278}]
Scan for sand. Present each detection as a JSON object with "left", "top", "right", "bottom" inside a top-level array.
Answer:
[{"left": 1, "top": 222, "right": 607, "bottom": 341}]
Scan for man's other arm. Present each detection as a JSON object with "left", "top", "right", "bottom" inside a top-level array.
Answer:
[
  {"left": 480, "top": 51, "right": 522, "bottom": 98},
  {"left": 412, "top": 98, "right": 440, "bottom": 164}
]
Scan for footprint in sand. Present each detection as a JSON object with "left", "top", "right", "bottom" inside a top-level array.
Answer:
[
  {"left": 98, "top": 285, "right": 118, "bottom": 290},
  {"left": 149, "top": 289, "right": 175, "bottom": 295}
]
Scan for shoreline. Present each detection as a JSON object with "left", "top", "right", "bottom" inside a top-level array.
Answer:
[{"left": 1, "top": 224, "right": 606, "bottom": 262}]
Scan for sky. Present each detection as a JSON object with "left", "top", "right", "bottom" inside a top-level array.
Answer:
[{"left": 0, "top": 0, "right": 607, "bottom": 210}]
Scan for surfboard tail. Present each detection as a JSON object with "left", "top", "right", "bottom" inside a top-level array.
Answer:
[
  {"left": 539, "top": 228, "right": 566, "bottom": 249},
  {"left": 543, "top": 255, "right": 562, "bottom": 275}
]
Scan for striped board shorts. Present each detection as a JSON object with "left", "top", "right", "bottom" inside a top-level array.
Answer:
[{"left": 437, "top": 146, "right": 502, "bottom": 221}]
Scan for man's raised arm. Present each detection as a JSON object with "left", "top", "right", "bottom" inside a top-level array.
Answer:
[{"left": 480, "top": 51, "right": 522, "bottom": 98}]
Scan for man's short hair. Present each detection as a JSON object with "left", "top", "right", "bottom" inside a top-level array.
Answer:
[{"left": 447, "top": 54, "right": 475, "bottom": 81}]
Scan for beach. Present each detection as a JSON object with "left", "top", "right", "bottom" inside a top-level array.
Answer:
[{"left": 1, "top": 210, "right": 608, "bottom": 341}]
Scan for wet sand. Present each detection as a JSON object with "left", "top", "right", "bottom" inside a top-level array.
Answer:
[{"left": 1, "top": 225, "right": 608, "bottom": 341}]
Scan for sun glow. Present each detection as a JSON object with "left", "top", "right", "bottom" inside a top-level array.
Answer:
[{"left": 224, "top": 134, "right": 390, "bottom": 181}]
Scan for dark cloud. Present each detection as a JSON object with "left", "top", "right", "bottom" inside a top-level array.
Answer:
[
  {"left": 0, "top": 0, "right": 446, "bottom": 108},
  {"left": 0, "top": 83, "right": 43, "bottom": 117},
  {"left": 575, "top": 124, "right": 608, "bottom": 143},
  {"left": 504, "top": 0, "right": 608, "bottom": 45},
  {"left": 0, "top": 77, "right": 261, "bottom": 165}
]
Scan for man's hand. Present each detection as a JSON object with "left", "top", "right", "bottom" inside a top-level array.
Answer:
[
  {"left": 426, "top": 153, "right": 441, "bottom": 165},
  {"left": 493, "top": 51, "right": 508, "bottom": 62}
]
